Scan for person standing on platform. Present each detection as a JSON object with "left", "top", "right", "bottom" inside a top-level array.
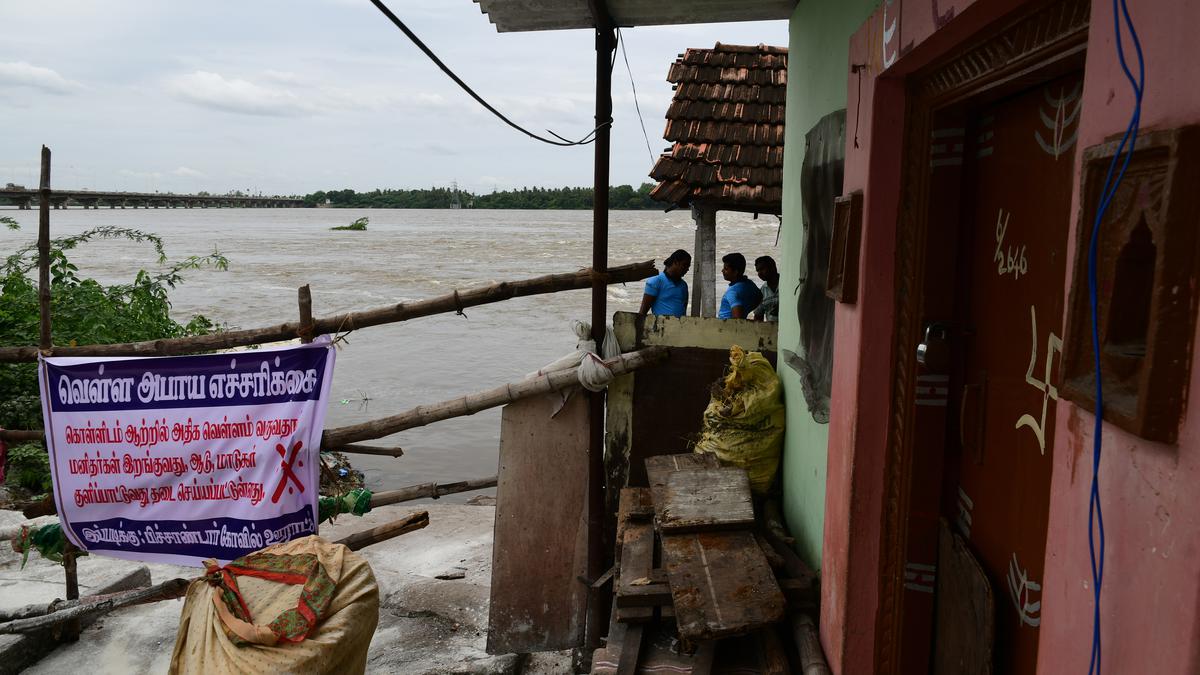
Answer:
[
  {"left": 753, "top": 255, "right": 780, "bottom": 322},
  {"left": 638, "top": 249, "right": 691, "bottom": 318},
  {"left": 718, "top": 252, "right": 762, "bottom": 320}
]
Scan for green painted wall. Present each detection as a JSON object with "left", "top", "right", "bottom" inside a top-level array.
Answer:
[{"left": 778, "top": 0, "right": 879, "bottom": 570}]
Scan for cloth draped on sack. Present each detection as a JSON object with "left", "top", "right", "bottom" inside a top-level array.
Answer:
[
  {"left": 170, "top": 535, "right": 379, "bottom": 675},
  {"left": 693, "top": 346, "right": 786, "bottom": 495}
]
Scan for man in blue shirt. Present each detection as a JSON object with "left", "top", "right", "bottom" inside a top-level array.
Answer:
[
  {"left": 718, "top": 252, "right": 762, "bottom": 320},
  {"left": 638, "top": 249, "right": 691, "bottom": 317}
]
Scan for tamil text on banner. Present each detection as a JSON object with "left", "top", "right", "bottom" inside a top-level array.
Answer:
[{"left": 38, "top": 339, "right": 337, "bottom": 567}]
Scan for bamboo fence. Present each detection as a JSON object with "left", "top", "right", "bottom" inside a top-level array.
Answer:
[{"left": 0, "top": 147, "right": 669, "bottom": 645}]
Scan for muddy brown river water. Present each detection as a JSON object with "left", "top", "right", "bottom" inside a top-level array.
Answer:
[{"left": 0, "top": 207, "right": 779, "bottom": 497}]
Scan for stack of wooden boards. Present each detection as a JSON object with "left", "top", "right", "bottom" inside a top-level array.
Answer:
[{"left": 591, "top": 453, "right": 817, "bottom": 674}]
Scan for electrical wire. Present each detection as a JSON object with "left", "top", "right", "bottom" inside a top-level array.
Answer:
[
  {"left": 367, "top": 0, "right": 606, "bottom": 147},
  {"left": 1087, "top": 1, "right": 1144, "bottom": 673},
  {"left": 616, "top": 28, "right": 657, "bottom": 165}
]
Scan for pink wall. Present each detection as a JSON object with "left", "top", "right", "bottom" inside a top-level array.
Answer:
[
  {"left": 821, "top": 9, "right": 894, "bottom": 672},
  {"left": 823, "top": 0, "right": 1200, "bottom": 672},
  {"left": 1039, "top": 1, "right": 1200, "bottom": 672}
]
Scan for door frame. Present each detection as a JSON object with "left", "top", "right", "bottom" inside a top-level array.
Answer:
[{"left": 872, "top": 0, "right": 1091, "bottom": 671}]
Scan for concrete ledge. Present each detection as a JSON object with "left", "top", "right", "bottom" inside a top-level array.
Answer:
[
  {"left": 0, "top": 564, "right": 151, "bottom": 675},
  {"left": 613, "top": 311, "right": 778, "bottom": 353}
]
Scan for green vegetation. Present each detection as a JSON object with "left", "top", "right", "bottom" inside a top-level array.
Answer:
[
  {"left": 331, "top": 216, "right": 369, "bottom": 231},
  {"left": 304, "top": 183, "right": 662, "bottom": 210},
  {"left": 0, "top": 225, "right": 225, "bottom": 497}
]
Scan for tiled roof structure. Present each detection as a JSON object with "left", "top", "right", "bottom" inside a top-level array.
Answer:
[{"left": 649, "top": 43, "right": 787, "bottom": 214}]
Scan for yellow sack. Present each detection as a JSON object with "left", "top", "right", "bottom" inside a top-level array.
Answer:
[{"left": 693, "top": 346, "right": 785, "bottom": 495}]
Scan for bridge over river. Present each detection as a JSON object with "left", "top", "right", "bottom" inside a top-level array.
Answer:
[{"left": 0, "top": 188, "right": 307, "bottom": 209}]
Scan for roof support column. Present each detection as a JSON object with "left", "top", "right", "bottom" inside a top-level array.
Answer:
[
  {"left": 587, "top": 0, "right": 616, "bottom": 655},
  {"left": 691, "top": 204, "right": 718, "bottom": 317}
]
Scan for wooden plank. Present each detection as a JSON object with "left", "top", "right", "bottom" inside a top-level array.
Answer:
[
  {"left": 615, "top": 488, "right": 654, "bottom": 561},
  {"left": 644, "top": 453, "right": 721, "bottom": 524},
  {"left": 660, "top": 530, "right": 786, "bottom": 641},
  {"left": 659, "top": 467, "right": 755, "bottom": 534},
  {"left": 615, "top": 583, "right": 671, "bottom": 608},
  {"left": 487, "top": 392, "right": 590, "bottom": 654},
  {"left": 615, "top": 624, "right": 644, "bottom": 675},
  {"left": 932, "top": 519, "right": 994, "bottom": 675},
  {"left": 756, "top": 626, "right": 791, "bottom": 675},
  {"left": 616, "top": 520, "right": 655, "bottom": 623}
]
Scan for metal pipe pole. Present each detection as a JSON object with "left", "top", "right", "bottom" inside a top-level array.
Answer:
[{"left": 587, "top": 0, "right": 616, "bottom": 653}]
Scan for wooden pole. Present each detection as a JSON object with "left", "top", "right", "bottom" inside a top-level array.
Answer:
[
  {"left": 3, "top": 349, "right": 669, "bottom": 454},
  {"left": 370, "top": 476, "right": 496, "bottom": 508},
  {"left": 37, "top": 146, "right": 51, "bottom": 353},
  {"left": 321, "top": 346, "right": 666, "bottom": 448},
  {"left": 792, "top": 613, "right": 833, "bottom": 675},
  {"left": 0, "top": 578, "right": 191, "bottom": 635},
  {"left": 0, "top": 261, "right": 657, "bottom": 362},
  {"left": 332, "top": 510, "right": 429, "bottom": 551},
  {"left": 297, "top": 284, "right": 314, "bottom": 344},
  {"left": 587, "top": 0, "right": 616, "bottom": 652},
  {"left": 331, "top": 444, "right": 404, "bottom": 458},
  {"left": 37, "top": 146, "right": 80, "bottom": 639}
]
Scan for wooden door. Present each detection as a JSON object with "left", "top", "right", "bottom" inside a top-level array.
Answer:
[{"left": 949, "top": 71, "right": 1082, "bottom": 673}]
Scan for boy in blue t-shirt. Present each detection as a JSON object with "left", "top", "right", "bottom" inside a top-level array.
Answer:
[
  {"left": 638, "top": 249, "right": 691, "bottom": 317},
  {"left": 717, "top": 252, "right": 762, "bottom": 319}
]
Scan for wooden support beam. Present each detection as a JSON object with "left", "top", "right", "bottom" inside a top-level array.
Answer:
[
  {"left": 321, "top": 346, "right": 667, "bottom": 448},
  {"left": 791, "top": 613, "right": 832, "bottom": 675},
  {"left": 1, "top": 346, "right": 668, "bottom": 451},
  {"left": 37, "top": 146, "right": 51, "bottom": 353},
  {"left": 370, "top": 477, "right": 496, "bottom": 508},
  {"left": 0, "top": 578, "right": 190, "bottom": 635},
  {"left": 332, "top": 510, "right": 429, "bottom": 551},
  {"left": 297, "top": 284, "right": 314, "bottom": 344},
  {"left": 331, "top": 444, "right": 404, "bottom": 458},
  {"left": 0, "top": 261, "right": 656, "bottom": 362}
]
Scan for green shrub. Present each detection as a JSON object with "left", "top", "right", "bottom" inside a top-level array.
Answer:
[{"left": 0, "top": 225, "right": 226, "bottom": 492}]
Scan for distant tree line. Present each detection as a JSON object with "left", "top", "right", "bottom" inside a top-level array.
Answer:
[{"left": 302, "top": 183, "right": 662, "bottom": 210}]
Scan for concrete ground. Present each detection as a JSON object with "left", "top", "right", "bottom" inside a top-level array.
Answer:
[{"left": 1, "top": 502, "right": 574, "bottom": 674}]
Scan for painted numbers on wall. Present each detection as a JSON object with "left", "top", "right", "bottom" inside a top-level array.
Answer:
[
  {"left": 1006, "top": 553, "right": 1043, "bottom": 627},
  {"left": 994, "top": 208, "right": 1029, "bottom": 280},
  {"left": 1015, "top": 305, "right": 1063, "bottom": 454}
]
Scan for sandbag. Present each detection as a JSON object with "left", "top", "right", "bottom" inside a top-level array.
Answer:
[
  {"left": 170, "top": 535, "right": 379, "bottom": 675},
  {"left": 693, "top": 346, "right": 785, "bottom": 495}
]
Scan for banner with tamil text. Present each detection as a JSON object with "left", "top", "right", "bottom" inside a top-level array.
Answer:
[{"left": 38, "top": 339, "right": 336, "bottom": 567}]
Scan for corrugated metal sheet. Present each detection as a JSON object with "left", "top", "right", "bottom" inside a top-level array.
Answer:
[{"left": 473, "top": 0, "right": 796, "bottom": 33}]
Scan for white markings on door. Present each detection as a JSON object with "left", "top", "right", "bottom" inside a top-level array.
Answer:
[
  {"left": 1006, "top": 553, "right": 1042, "bottom": 627},
  {"left": 916, "top": 374, "right": 950, "bottom": 407},
  {"left": 904, "top": 562, "right": 937, "bottom": 593},
  {"left": 1014, "top": 305, "right": 1063, "bottom": 454},
  {"left": 993, "top": 208, "right": 1028, "bottom": 280},
  {"left": 1035, "top": 81, "right": 1082, "bottom": 159},
  {"left": 956, "top": 487, "right": 974, "bottom": 538}
]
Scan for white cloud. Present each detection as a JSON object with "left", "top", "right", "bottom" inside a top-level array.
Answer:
[
  {"left": 171, "top": 166, "right": 206, "bottom": 178},
  {"left": 165, "top": 71, "right": 312, "bottom": 117},
  {"left": 0, "top": 61, "right": 82, "bottom": 94}
]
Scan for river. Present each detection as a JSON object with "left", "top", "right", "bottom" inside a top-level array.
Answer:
[{"left": 0, "top": 207, "right": 780, "bottom": 498}]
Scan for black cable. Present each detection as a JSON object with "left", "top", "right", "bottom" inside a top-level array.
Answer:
[
  {"left": 368, "top": 0, "right": 605, "bottom": 147},
  {"left": 617, "top": 28, "right": 656, "bottom": 165}
]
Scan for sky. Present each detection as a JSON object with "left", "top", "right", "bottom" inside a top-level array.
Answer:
[{"left": 0, "top": 1, "right": 788, "bottom": 196}]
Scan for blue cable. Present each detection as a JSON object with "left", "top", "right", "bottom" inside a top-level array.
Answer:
[{"left": 1087, "top": 1, "right": 1144, "bottom": 673}]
